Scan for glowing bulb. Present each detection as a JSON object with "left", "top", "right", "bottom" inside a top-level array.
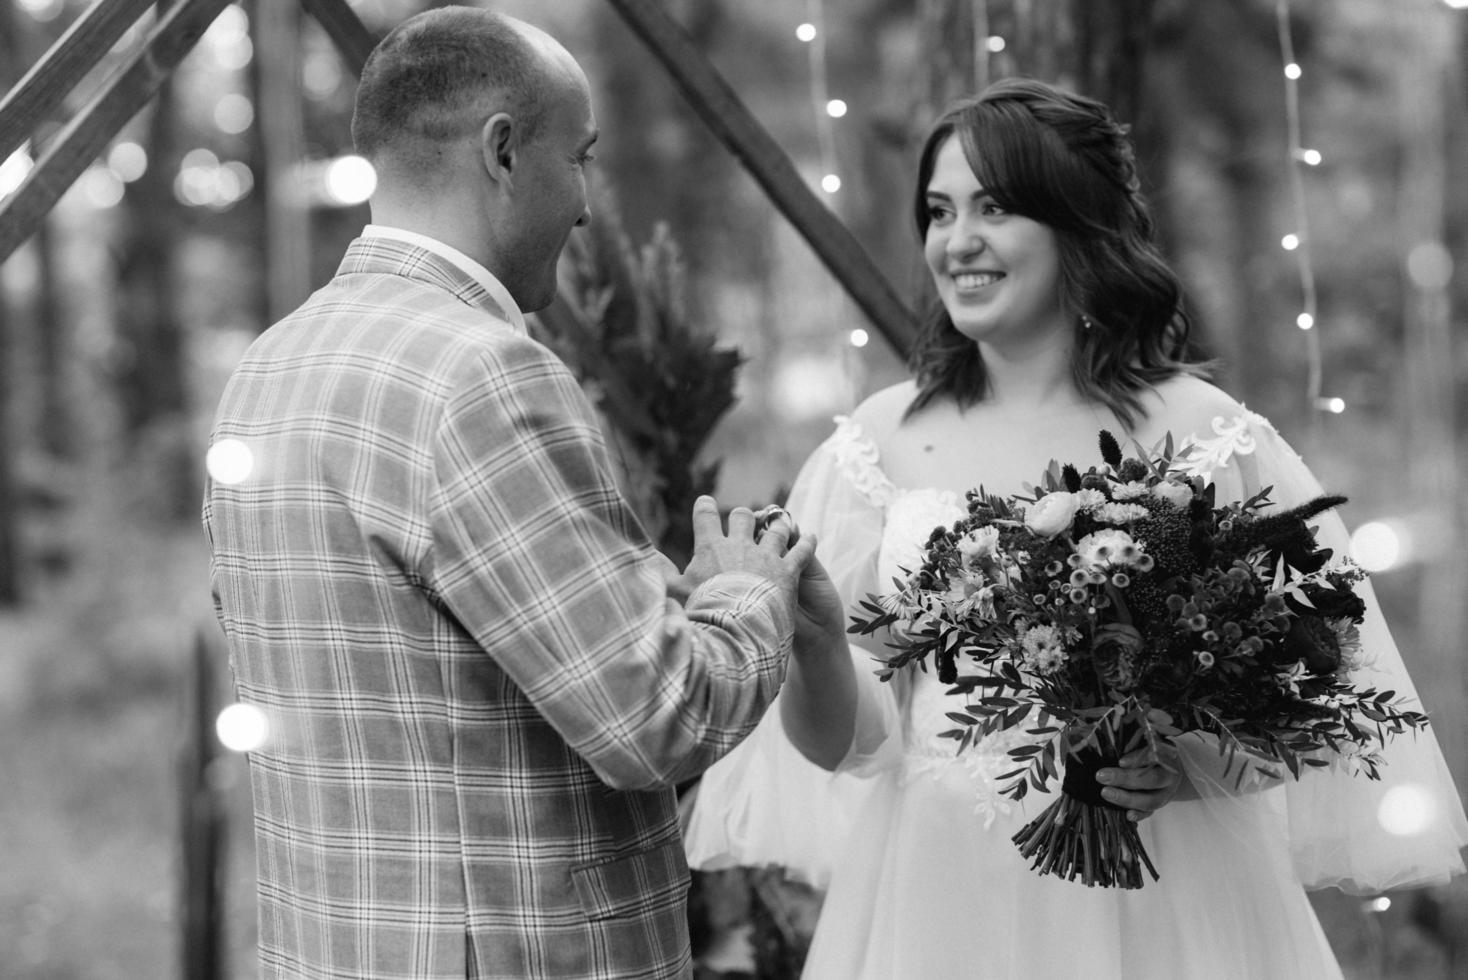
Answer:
[
  {"left": 216, "top": 703, "right": 269, "bottom": 752},
  {"left": 986, "top": 35, "right": 1007, "bottom": 53},
  {"left": 1351, "top": 521, "right": 1402, "bottom": 572},
  {"left": 1300, "top": 148, "right": 1322, "bottom": 166},
  {"left": 1284, "top": 63, "right": 1302, "bottom": 80},
  {"left": 826, "top": 99, "right": 848, "bottom": 118},
  {"left": 796, "top": 23, "right": 817, "bottom": 42},
  {"left": 821, "top": 173, "right": 841, "bottom": 193},
  {"left": 324, "top": 155, "right": 376, "bottom": 206},
  {"left": 1365, "top": 896, "right": 1392, "bottom": 913},
  {"left": 1378, "top": 783, "right": 1438, "bottom": 837},
  {"left": 1281, "top": 233, "right": 1300, "bottom": 251},
  {"left": 1296, "top": 312, "right": 1314, "bottom": 330},
  {"left": 207, "top": 439, "right": 254, "bottom": 484},
  {"left": 1443, "top": 0, "right": 1468, "bottom": 9},
  {"left": 1316, "top": 396, "right": 1345, "bottom": 414},
  {"left": 849, "top": 328, "right": 869, "bottom": 348}
]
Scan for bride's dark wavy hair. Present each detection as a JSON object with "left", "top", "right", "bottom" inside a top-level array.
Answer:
[{"left": 906, "top": 77, "right": 1210, "bottom": 430}]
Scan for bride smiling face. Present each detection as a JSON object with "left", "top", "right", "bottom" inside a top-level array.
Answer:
[{"left": 922, "top": 135, "right": 1068, "bottom": 352}]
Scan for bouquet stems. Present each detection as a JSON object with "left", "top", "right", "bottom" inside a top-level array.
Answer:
[{"left": 1010, "top": 743, "right": 1160, "bottom": 889}]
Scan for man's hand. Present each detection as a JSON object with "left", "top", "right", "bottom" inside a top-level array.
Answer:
[{"left": 671, "top": 496, "right": 816, "bottom": 601}]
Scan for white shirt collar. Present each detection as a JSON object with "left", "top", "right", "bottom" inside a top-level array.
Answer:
[{"left": 362, "top": 224, "right": 527, "bottom": 335}]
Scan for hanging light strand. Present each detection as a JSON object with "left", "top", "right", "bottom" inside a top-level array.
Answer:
[
  {"left": 800, "top": 0, "right": 841, "bottom": 194},
  {"left": 1275, "top": 1, "right": 1331, "bottom": 412}
]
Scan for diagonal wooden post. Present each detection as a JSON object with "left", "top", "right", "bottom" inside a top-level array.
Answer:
[
  {"left": 602, "top": 0, "right": 918, "bottom": 359},
  {"left": 0, "top": 0, "right": 236, "bottom": 266},
  {"left": 0, "top": 0, "right": 155, "bottom": 165}
]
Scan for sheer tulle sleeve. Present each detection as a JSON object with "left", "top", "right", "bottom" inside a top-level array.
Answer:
[
  {"left": 1182, "top": 412, "right": 1468, "bottom": 892},
  {"left": 682, "top": 418, "right": 901, "bottom": 887}
]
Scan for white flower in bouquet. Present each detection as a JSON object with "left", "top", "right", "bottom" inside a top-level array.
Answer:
[
  {"left": 958, "top": 525, "right": 1002, "bottom": 561},
  {"left": 1074, "top": 528, "right": 1145, "bottom": 569},
  {"left": 1024, "top": 491, "right": 1078, "bottom": 537},
  {"left": 1150, "top": 480, "right": 1193, "bottom": 509}
]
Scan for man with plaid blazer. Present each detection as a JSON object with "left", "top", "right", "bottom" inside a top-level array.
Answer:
[{"left": 203, "top": 9, "right": 836, "bottom": 978}]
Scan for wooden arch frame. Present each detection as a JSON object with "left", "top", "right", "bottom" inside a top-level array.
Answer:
[{"left": 0, "top": 0, "right": 917, "bottom": 356}]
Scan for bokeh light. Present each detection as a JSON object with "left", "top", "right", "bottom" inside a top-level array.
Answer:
[
  {"left": 1281, "top": 233, "right": 1300, "bottom": 251},
  {"left": 1295, "top": 312, "right": 1314, "bottom": 330},
  {"left": 821, "top": 173, "right": 841, "bottom": 194},
  {"left": 986, "top": 35, "right": 1007, "bottom": 52},
  {"left": 18, "top": 0, "right": 64, "bottom": 22},
  {"left": 1365, "top": 896, "right": 1392, "bottom": 913},
  {"left": 849, "top": 328, "right": 869, "bottom": 348},
  {"left": 1284, "top": 62, "right": 1302, "bottom": 80},
  {"left": 1301, "top": 148, "right": 1323, "bottom": 166},
  {"left": 206, "top": 439, "right": 254, "bottom": 484},
  {"left": 1377, "top": 783, "right": 1437, "bottom": 837},
  {"left": 74, "top": 166, "right": 125, "bottom": 209},
  {"left": 1350, "top": 520, "right": 1403, "bottom": 572},
  {"left": 826, "top": 99, "right": 847, "bottom": 118},
  {"left": 1406, "top": 241, "right": 1453, "bottom": 290},
  {"left": 796, "top": 23, "right": 817, "bottom": 42},
  {"left": 216, "top": 703, "right": 269, "bottom": 753},
  {"left": 107, "top": 141, "right": 148, "bottom": 183},
  {"left": 0, "top": 145, "right": 34, "bottom": 199},
  {"left": 323, "top": 156, "right": 376, "bottom": 206},
  {"left": 203, "top": 5, "right": 253, "bottom": 70},
  {"left": 213, "top": 93, "right": 255, "bottom": 135}
]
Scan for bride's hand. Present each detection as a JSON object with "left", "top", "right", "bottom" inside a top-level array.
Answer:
[{"left": 1097, "top": 743, "right": 1190, "bottom": 822}]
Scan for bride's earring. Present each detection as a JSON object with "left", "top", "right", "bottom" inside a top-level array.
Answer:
[{"left": 1080, "top": 315, "right": 1095, "bottom": 331}]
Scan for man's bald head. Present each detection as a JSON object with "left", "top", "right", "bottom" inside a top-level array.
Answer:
[{"left": 351, "top": 6, "right": 568, "bottom": 177}]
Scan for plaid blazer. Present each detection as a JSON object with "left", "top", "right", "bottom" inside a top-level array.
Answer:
[{"left": 203, "top": 237, "right": 792, "bottom": 979}]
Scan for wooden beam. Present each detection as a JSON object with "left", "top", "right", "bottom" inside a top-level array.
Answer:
[
  {"left": 602, "top": 0, "right": 919, "bottom": 359},
  {"left": 0, "top": 0, "right": 236, "bottom": 267},
  {"left": 301, "top": 0, "right": 379, "bottom": 77},
  {"left": 0, "top": 0, "right": 155, "bottom": 165}
]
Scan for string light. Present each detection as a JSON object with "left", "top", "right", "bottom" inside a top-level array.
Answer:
[
  {"left": 849, "top": 328, "right": 869, "bottom": 348},
  {"left": 801, "top": 0, "right": 842, "bottom": 195},
  {"left": 986, "top": 35, "right": 1007, "bottom": 53},
  {"left": 1276, "top": 1, "right": 1326, "bottom": 412}
]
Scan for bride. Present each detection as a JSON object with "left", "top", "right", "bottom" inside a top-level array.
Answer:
[{"left": 685, "top": 78, "right": 1468, "bottom": 978}]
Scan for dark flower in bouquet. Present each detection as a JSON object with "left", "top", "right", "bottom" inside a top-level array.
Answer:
[{"left": 850, "top": 430, "right": 1429, "bottom": 888}]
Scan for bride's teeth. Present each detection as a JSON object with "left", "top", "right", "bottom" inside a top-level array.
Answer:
[{"left": 955, "top": 272, "right": 1000, "bottom": 289}]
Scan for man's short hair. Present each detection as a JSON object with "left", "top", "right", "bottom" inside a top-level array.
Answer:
[{"left": 351, "top": 7, "right": 549, "bottom": 167}]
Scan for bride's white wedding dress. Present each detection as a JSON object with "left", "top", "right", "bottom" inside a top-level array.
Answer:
[{"left": 686, "top": 411, "right": 1467, "bottom": 979}]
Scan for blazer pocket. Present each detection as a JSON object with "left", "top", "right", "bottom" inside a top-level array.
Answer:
[{"left": 570, "top": 839, "right": 691, "bottom": 921}]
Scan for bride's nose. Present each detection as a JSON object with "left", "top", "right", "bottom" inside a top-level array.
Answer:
[{"left": 946, "top": 219, "right": 985, "bottom": 260}]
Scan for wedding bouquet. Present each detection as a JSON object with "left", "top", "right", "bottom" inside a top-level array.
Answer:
[{"left": 849, "top": 430, "right": 1430, "bottom": 888}]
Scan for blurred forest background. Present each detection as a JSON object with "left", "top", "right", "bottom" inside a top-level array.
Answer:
[{"left": 1, "top": 0, "right": 1467, "bottom": 977}]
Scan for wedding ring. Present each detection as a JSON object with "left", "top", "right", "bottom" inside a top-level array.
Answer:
[{"left": 753, "top": 504, "right": 800, "bottom": 547}]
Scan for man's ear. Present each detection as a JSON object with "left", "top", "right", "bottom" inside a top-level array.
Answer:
[{"left": 482, "top": 112, "right": 517, "bottom": 188}]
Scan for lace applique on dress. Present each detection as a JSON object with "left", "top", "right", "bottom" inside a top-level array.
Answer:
[
  {"left": 829, "top": 415, "right": 898, "bottom": 508},
  {"left": 1175, "top": 410, "right": 1276, "bottom": 477}
]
